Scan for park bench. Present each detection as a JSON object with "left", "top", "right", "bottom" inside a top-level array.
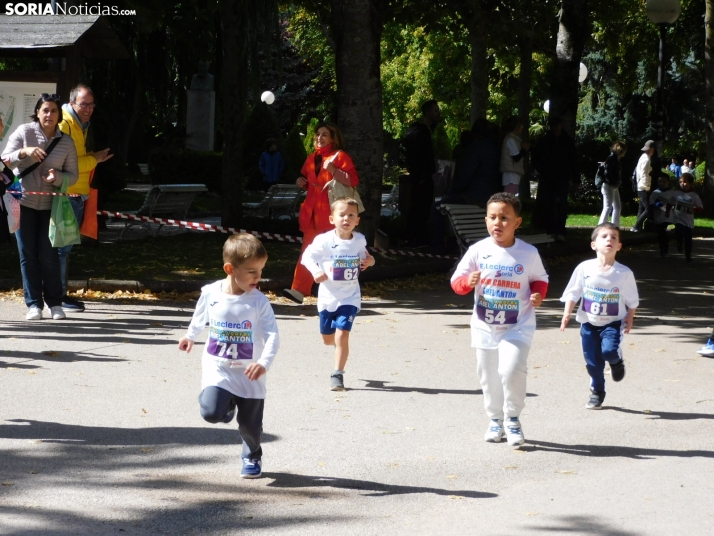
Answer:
[
  {"left": 118, "top": 183, "right": 208, "bottom": 239},
  {"left": 440, "top": 203, "right": 554, "bottom": 256},
  {"left": 242, "top": 184, "right": 305, "bottom": 220}
]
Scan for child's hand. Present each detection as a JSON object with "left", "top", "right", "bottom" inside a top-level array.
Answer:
[
  {"left": 245, "top": 363, "right": 266, "bottom": 381},
  {"left": 623, "top": 315, "right": 634, "bottom": 334},
  {"left": 560, "top": 315, "right": 570, "bottom": 331},
  {"left": 530, "top": 292, "right": 543, "bottom": 307},
  {"left": 178, "top": 337, "right": 194, "bottom": 353},
  {"left": 360, "top": 253, "right": 375, "bottom": 270},
  {"left": 314, "top": 271, "right": 328, "bottom": 283},
  {"left": 467, "top": 270, "right": 481, "bottom": 288}
]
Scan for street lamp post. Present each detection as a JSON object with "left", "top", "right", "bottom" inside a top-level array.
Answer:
[{"left": 646, "top": 0, "right": 681, "bottom": 156}]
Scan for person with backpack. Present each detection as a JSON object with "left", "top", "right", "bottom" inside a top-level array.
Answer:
[{"left": 597, "top": 141, "right": 627, "bottom": 228}]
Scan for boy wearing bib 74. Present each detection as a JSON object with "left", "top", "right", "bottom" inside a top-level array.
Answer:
[
  {"left": 451, "top": 193, "right": 549, "bottom": 447},
  {"left": 302, "top": 197, "right": 375, "bottom": 391},
  {"left": 560, "top": 223, "right": 639, "bottom": 409}
]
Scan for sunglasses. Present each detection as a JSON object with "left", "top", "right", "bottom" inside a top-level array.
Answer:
[{"left": 40, "top": 93, "right": 60, "bottom": 100}]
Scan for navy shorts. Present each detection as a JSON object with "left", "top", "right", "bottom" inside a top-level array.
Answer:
[{"left": 319, "top": 305, "right": 359, "bottom": 335}]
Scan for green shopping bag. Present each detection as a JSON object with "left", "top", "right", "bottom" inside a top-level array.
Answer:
[{"left": 49, "top": 177, "right": 81, "bottom": 247}]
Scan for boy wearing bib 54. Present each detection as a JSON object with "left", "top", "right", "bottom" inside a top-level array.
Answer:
[
  {"left": 451, "top": 193, "right": 549, "bottom": 447},
  {"left": 302, "top": 197, "right": 375, "bottom": 391},
  {"left": 560, "top": 223, "right": 639, "bottom": 409},
  {"left": 179, "top": 234, "right": 280, "bottom": 479}
]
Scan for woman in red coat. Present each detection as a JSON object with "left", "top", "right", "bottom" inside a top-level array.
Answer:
[{"left": 283, "top": 122, "right": 359, "bottom": 303}]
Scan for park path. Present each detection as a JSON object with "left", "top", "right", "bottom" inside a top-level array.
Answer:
[{"left": 1, "top": 238, "right": 713, "bottom": 535}]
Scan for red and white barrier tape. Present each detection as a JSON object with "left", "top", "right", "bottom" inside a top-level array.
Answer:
[{"left": 98, "top": 210, "right": 458, "bottom": 260}]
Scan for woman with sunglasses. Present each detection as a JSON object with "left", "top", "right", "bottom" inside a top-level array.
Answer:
[{"left": 1, "top": 93, "right": 79, "bottom": 320}]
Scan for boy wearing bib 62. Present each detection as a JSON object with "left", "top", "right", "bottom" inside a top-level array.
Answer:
[
  {"left": 560, "top": 223, "right": 639, "bottom": 409},
  {"left": 302, "top": 197, "right": 375, "bottom": 391},
  {"left": 451, "top": 193, "right": 549, "bottom": 447},
  {"left": 178, "top": 234, "right": 279, "bottom": 479}
]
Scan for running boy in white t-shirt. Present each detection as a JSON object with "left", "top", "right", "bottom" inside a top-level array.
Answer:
[
  {"left": 560, "top": 223, "right": 639, "bottom": 409},
  {"left": 450, "top": 192, "right": 549, "bottom": 447},
  {"left": 179, "top": 234, "right": 280, "bottom": 479},
  {"left": 301, "top": 197, "right": 375, "bottom": 391}
]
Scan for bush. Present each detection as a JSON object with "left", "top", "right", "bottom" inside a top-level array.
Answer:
[
  {"left": 303, "top": 118, "right": 320, "bottom": 154},
  {"left": 148, "top": 148, "right": 223, "bottom": 192},
  {"left": 695, "top": 161, "right": 706, "bottom": 188}
]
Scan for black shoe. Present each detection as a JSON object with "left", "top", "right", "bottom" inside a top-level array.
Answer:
[
  {"left": 610, "top": 360, "right": 625, "bottom": 382},
  {"left": 586, "top": 389, "right": 606, "bottom": 409},
  {"left": 282, "top": 289, "right": 304, "bottom": 304},
  {"left": 62, "top": 296, "right": 85, "bottom": 312}
]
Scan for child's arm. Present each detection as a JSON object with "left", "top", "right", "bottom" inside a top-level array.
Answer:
[
  {"left": 246, "top": 297, "right": 280, "bottom": 381},
  {"left": 560, "top": 300, "right": 577, "bottom": 331},
  {"left": 450, "top": 246, "right": 480, "bottom": 295},
  {"left": 623, "top": 307, "right": 636, "bottom": 333},
  {"left": 178, "top": 290, "right": 209, "bottom": 352},
  {"left": 360, "top": 251, "right": 375, "bottom": 271},
  {"left": 451, "top": 270, "right": 481, "bottom": 295},
  {"left": 301, "top": 234, "right": 328, "bottom": 283}
]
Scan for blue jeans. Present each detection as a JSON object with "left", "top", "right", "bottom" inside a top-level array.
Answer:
[
  {"left": 199, "top": 386, "right": 264, "bottom": 460},
  {"left": 57, "top": 196, "right": 85, "bottom": 295},
  {"left": 15, "top": 205, "right": 63, "bottom": 308},
  {"left": 580, "top": 321, "right": 624, "bottom": 392}
]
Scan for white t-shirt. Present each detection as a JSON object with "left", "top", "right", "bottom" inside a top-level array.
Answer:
[
  {"left": 649, "top": 188, "right": 677, "bottom": 225},
  {"left": 451, "top": 237, "right": 549, "bottom": 349},
  {"left": 302, "top": 230, "right": 369, "bottom": 312},
  {"left": 184, "top": 281, "right": 280, "bottom": 399},
  {"left": 671, "top": 190, "right": 702, "bottom": 228},
  {"left": 560, "top": 259, "right": 639, "bottom": 326}
]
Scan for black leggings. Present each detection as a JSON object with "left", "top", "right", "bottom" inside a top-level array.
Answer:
[{"left": 674, "top": 224, "right": 693, "bottom": 261}]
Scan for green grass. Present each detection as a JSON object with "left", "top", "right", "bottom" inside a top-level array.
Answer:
[{"left": 566, "top": 213, "right": 714, "bottom": 229}]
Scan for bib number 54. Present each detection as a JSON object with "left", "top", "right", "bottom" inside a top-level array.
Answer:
[{"left": 484, "top": 309, "right": 506, "bottom": 324}]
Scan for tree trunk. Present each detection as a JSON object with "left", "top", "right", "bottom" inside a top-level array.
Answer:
[
  {"left": 518, "top": 31, "right": 533, "bottom": 200},
  {"left": 468, "top": 0, "right": 489, "bottom": 123},
  {"left": 331, "top": 0, "right": 383, "bottom": 244},
  {"left": 219, "top": 0, "right": 247, "bottom": 227},
  {"left": 705, "top": 0, "right": 714, "bottom": 212},
  {"left": 549, "top": 0, "right": 588, "bottom": 137}
]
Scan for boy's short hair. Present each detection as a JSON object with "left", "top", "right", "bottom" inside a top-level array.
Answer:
[
  {"left": 591, "top": 222, "right": 620, "bottom": 241},
  {"left": 680, "top": 172, "right": 694, "bottom": 185},
  {"left": 223, "top": 233, "right": 267, "bottom": 266},
  {"left": 487, "top": 192, "right": 522, "bottom": 216},
  {"left": 331, "top": 197, "right": 359, "bottom": 212}
]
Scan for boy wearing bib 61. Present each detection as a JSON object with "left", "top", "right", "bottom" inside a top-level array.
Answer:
[
  {"left": 560, "top": 223, "right": 639, "bottom": 409},
  {"left": 451, "top": 193, "right": 549, "bottom": 447}
]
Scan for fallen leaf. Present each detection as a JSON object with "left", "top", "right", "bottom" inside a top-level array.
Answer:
[
  {"left": 446, "top": 474, "right": 458, "bottom": 479},
  {"left": 122, "top": 339, "right": 131, "bottom": 343},
  {"left": 444, "top": 304, "right": 457, "bottom": 308},
  {"left": 140, "top": 448, "right": 154, "bottom": 453},
  {"left": 32, "top": 440, "right": 43, "bottom": 444},
  {"left": 26, "top": 371, "right": 36, "bottom": 375},
  {"left": 151, "top": 322, "right": 163, "bottom": 327},
  {"left": 142, "top": 408, "right": 147, "bottom": 413},
  {"left": 449, "top": 495, "right": 463, "bottom": 500},
  {"left": 556, "top": 470, "right": 576, "bottom": 474},
  {"left": 643, "top": 409, "right": 652, "bottom": 414},
  {"left": 504, "top": 466, "right": 518, "bottom": 469},
  {"left": 42, "top": 351, "right": 61, "bottom": 356},
  {"left": 526, "top": 512, "right": 539, "bottom": 517},
  {"left": 30, "top": 471, "right": 38, "bottom": 474},
  {"left": 1, "top": 482, "right": 14, "bottom": 486},
  {"left": 558, "top": 341, "right": 571, "bottom": 344},
  {"left": 318, "top": 462, "right": 326, "bottom": 466}
]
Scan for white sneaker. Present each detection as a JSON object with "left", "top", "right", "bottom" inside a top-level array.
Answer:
[
  {"left": 484, "top": 419, "right": 504, "bottom": 443},
  {"left": 50, "top": 306, "right": 66, "bottom": 320},
  {"left": 504, "top": 417, "right": 525, "bottom": 447},
  {"left": 26, "top": 306, "right": 43, "bottom": 320}
]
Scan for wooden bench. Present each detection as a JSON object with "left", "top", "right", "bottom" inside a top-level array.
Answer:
[
  {"left": 243, "top": 184, "right": 305, "bottom": 220},
  {"left": 440, "top": 203, "right": 554, "bottom": 255},
  {"left": 119, "top": 183, "right": 208, "bottom": 239}
]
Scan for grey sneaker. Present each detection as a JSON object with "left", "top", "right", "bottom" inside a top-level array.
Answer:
[
  {"left": 586, "top": 389, "right": 606, "bottom": 409},
  {"left": 504, "top": 417, "right": 525, "bottom": 446},
  {"left": 330, "top": 372, "right": 345, "bottom": 391}
]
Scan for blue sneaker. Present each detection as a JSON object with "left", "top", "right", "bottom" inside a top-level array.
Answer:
[
  {"left": 241, "top": 458, "right": 262, "bottom": 479},
  {"left": 697, "top": 340, "right": 714, "bottom": 358}
]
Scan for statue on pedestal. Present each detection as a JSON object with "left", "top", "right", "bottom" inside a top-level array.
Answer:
[{"left": 190, "top": 61, "right": 214, "bottom": 91}]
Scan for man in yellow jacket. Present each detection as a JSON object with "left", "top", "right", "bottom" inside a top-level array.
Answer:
[{"left": 57, "top": 84, "right": 113, "bottom": 311}]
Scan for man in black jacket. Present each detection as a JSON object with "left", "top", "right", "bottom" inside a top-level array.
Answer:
[
  {"left": 403, "top": 100, "right": 441, "bottom": 246},
  {"left": 532, "top": 117, "right": 579, "bottom": 242}
]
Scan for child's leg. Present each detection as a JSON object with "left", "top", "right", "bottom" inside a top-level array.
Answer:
[
  {"left": 675, "top": 223, "right": 684, "bottom": 252},
  {"left": 476, "top": 347, "right": 504, "bottom": 420},
  {"left": 334, "top": 328, "right": 350, "bottom": 371},
  {"left": 656, "top": 223, "right": 669, "bottom": 256},
  {"left": 581, "top": 323, "right": 606, "bottom": 392},
  {"left": 235, "top": 396, "right": 264, "bottom": 460},
  {"left": 682, "top": 225, "right": 693, "bottom": 261},
  {"left": 497, "top": 339, "right": 530, "bottom": 419},
  {"left": 199, "top": 386, "right": 237, "bottom": 424},
  {"left": 600, "top": 321, "right": 623, "bottom": 366}
]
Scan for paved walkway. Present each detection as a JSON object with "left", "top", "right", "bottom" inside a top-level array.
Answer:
[{"left": 1, "top": 238, "right": 713, "bottom": 535}]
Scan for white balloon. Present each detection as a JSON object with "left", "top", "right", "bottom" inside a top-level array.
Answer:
[
  {"left": 543, "top": 100, "right": 550, "bottom": 113},
  {"left": 261, "top": 91, "right": 275, "bottom": 105},
  {"left": 579, "top": 62, "right": 588, "bottom": 83}
]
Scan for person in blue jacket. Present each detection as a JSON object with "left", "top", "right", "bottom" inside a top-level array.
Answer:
[{"left": 258, "top": 138, "right": 284, "bottom": 190}]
